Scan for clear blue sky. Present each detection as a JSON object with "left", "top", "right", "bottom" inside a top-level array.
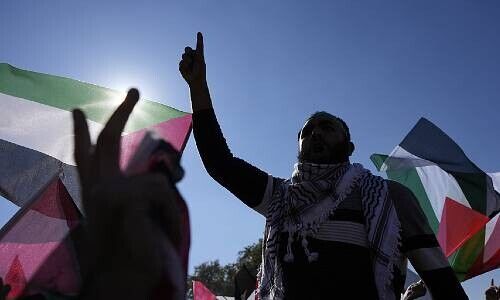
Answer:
[{"left": 0, "top": 0, "right": 499, "bottom": 297}]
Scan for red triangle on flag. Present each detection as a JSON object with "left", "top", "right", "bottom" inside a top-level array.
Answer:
[
  {"left": 31, "top": 178, "right": 80, "bottom": 226},
  {"left": 437, "top": 197, "right": 490, "bottom": 257},
  {"left": 193, "top": 280, "right": 217, "bottom": 300},
  {"left": 5, "top": 255, "right": 27, "bottom": 299}
]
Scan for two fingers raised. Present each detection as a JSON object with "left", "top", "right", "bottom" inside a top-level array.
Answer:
[{"left": 73, "top": 88, "right": 140, "bottom": 183}]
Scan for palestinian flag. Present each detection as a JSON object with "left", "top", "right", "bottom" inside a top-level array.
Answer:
[
  {"left": 0, "top": 63, "right": 192, "bottom": 296},
  {"left": 0, "top": 178, "right": 80, "bottom": 298},
  {"left": 0, "top": 63, "right": 191, "bottom": 211},
  {"left": 371, "top": 118, "right": 499, "bottom": 281}
]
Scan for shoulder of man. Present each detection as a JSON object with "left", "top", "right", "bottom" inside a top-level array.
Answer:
[
  {"left": 385, "top": 179, "right": 415, "bottom": 200},
  {"left": 384, "top": 179, "right": 423, "bottom": 218},
  {"left": 384, "top": 179, "right": 435, "bottom": 236}
]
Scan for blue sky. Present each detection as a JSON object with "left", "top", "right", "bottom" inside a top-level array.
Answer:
[{"left": 0, "top": 0, "right": 499, "bottom": 297}]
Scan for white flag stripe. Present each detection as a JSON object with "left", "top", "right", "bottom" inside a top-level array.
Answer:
[
  {"left": 484, "top": 214, "right": 499, "bottom": 263},
  {"left": 415, "top": 164, "right": 472, "bottom": 217},
  {"left": 444, "top": 172, "right": 472, "bottom": 209},
  {"left": 416, "top": 166, "right": 450, "bottom": 221},
  {"left": 0, "top": 92, "right": 103, "bottom": 166},
  {"left": 380, "top": 145, "right": 435, "bottom": 172},
  {"left": 385, "top": 146, "right": 471, "bottom": 221},
  {"left": 484, "top": 214, "right": 498, "bottom": 243},
  {"left": 488, "top": 172, "right": 500, "bottom": 194}
]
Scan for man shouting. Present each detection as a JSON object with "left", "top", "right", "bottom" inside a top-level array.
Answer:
[{"left": 180, "top": 33, "right": 467, "bottom": 300}]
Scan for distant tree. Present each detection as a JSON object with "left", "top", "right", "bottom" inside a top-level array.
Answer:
[
  {"left": 187, "top": 239, "right": 262, "bottom": 299},
  {"left": 235, "top": 239, "right": 262, "bottom": 274}
]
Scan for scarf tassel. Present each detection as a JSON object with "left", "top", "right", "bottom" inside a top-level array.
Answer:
[
  {"left": 283, "top": 231, "right": 295, "bottom": 262},
  {"left": 283, "top": 232, "right": 319, "bottom": 263},
  {"left": 301, "top": 235, "right": 319, "bottom": 262}
]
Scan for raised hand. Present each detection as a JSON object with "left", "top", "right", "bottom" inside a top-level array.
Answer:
[
  {"left": 179, "top": 32, "right": 213, "bottom": 112},
  {"left": 179, "top": 32, "right": 206, "bottom": 88},
  {"left": 402, "top": 280, "right": 427, "bottom": 300},
  {"left": 73, "top": 89, "right": 181, "bottom": 299}
]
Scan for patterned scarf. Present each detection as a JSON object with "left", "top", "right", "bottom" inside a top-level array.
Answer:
[{"left": 257, "top": 162, "right": 402, "bottom": 300}]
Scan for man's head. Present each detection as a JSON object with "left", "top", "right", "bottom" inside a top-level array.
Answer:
[{"left": 297, "top": 111, "right": 354, "bottom": 164}]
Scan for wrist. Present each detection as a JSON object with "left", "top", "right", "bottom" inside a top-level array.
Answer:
[
  {"left": 189, "top": 81, "right": 212, "bottom": 112},
  {"left": 189, "top": 80, "right": 208, "bottom": 94}
]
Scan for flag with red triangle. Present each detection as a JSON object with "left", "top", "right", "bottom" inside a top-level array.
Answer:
[
  {"left": 0, "top": 178, "right": 81, "bottom": 298},
  {"left": 0, "top": 63, "right": 192, "bottom": 211},
  {"left": 0, "top": 64, "right": 192, "bottom": 297},
  {"left": 371, "top": 118, "right": 499, "bottom": 281}
]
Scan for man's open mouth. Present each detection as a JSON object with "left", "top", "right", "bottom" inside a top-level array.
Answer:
[{"left": 312, "top": 143, "right": 325, "bottom": 152}]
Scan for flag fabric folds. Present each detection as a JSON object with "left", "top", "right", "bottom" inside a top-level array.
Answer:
[
  {"left": 0, "top": 63, "right": 192, "bottom": 211},
  {"left": 371, "top": 117, "right": 499, "bottom": 281},
  {"left": 0, "top": 178, "right": 81, "bottom": 297},
  {"left": 0, "top": 63, "right": 192, "bottom": 297}
]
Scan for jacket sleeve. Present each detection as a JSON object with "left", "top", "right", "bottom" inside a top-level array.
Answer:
[
  {"left": 389, "top": 181, "right": 468, "bottom": 300},
  {"left": 192, "top": 108, "right": 271, "bottom": 209}
]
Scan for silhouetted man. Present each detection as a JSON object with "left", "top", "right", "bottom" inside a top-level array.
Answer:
[{"left": 180, "top": 32, "right": 467, "bottom": 300}]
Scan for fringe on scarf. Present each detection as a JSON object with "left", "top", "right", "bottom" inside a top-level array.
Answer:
[{"left": 257, "top": 163, "right": 402, "bottom": 300}]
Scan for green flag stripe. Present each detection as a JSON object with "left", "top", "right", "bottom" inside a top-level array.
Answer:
[
  {"left": 371, "top": 154, "right": 440, "bottom": 233},
  {"left": 370, "top": 153, "right": 387, "bottom": 171},
  {"left": 0, "top": 63, "right": 187, "bottom": 132},
  {"left": 447, "top": 228, "right": 485, "bottom": 281}
]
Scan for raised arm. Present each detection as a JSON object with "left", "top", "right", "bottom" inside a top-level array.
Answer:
[
  {"left": 389, "top": 181, "right": 468, "bottom": 300},
  {"left": 179, "top": 33, "right": 270, "bottom": 208}
]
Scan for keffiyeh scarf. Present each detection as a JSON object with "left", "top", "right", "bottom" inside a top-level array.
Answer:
[{"left": 257, "top": 163, "right": 401, "bottom": 300}]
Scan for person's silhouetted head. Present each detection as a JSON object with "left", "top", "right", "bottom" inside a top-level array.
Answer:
[{"left": 297, "top": 111, "right": 354, "bottom": 164}]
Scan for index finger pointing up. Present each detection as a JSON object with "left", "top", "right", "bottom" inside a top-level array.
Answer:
[{"left": 196, "top": 32, "right": 204, "bottom": 57}]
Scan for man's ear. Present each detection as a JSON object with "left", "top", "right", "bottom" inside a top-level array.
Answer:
[{"left": 348, "top": 141, "right": 355, "bottom": 156}]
